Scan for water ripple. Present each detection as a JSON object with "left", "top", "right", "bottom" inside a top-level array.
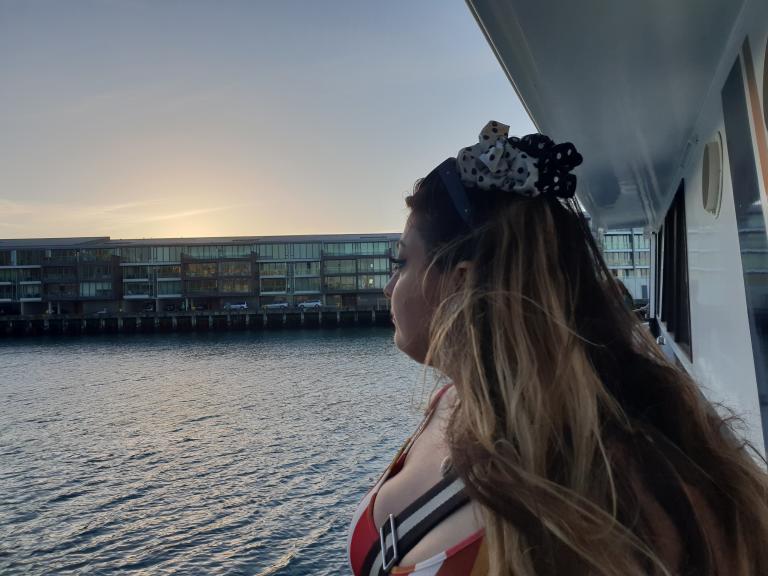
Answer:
[{"left": 0, "top": 329, "right": 426, "bottom": 575}]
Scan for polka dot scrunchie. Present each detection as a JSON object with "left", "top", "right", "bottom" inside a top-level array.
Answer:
[{"left": 456, "top": 121, "right": 583, "bottom": 199}]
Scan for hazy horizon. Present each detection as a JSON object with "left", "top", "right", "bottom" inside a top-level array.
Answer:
[{"left": 0, "top": 0, "right": 534, "bottom": 240}]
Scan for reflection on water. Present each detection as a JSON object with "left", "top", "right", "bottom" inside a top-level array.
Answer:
[{"left": 0, "top": 329, "right": 427, "bottom": 575}]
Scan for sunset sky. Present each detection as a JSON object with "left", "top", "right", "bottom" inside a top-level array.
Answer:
[{"left": 0, "top": 0, "right": 533, "bottom": 240}]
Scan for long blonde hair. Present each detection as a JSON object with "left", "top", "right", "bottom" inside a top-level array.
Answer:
[{"left": 406, "top": 172, "right": 768, "bottom": 575}]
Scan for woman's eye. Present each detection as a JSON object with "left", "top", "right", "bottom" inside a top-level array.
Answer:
[{"left": 389, "top": 256, "right": 406, "bottom": 272}]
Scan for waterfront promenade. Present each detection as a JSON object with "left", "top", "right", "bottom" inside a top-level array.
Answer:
[{"left": 0, "top": 308, "right": 392, "bottom": 337}]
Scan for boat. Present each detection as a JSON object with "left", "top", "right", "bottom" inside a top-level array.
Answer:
[{"left": 466, "top": 0, "right": 768, "bottom": 452}]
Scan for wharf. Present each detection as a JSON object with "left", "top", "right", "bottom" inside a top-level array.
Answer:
[{"left": 0, "top": 309, "right": 393, "bottom": 337}]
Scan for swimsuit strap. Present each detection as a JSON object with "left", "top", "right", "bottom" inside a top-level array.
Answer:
[{"left": 361, "top": 472, "right": 470, "bottom": 576}]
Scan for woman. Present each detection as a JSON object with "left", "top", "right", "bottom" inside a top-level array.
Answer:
[{"left": 347, "top": 121, "right": 768, "bottom": 575}]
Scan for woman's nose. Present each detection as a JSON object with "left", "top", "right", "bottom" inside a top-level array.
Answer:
[{"left": 383, "top": 274, "right": 396, "bottom": 299}]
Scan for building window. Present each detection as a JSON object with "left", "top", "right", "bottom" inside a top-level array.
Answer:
[
  {"left": 80, "top": 282, "right": 113, "bottom": 297},
  {"left": 80, "top": 265, "right": 112, "bottom": 281},
  {"left": 660, "top": 180, "right": 692, "bottom": 357},
  {"left": 187, "top": 262, "right": 217, "bottom": 277},
  {"left": 184, "top": 245, "right": 219, "bottom": 260},
  {"left": 220, "top": 262, "right": 251, "bottom": 276},
  {"left": 260, "top": 278, "right": 287, "bottom": 293},
  {"left": 220, "top": 245, "right": 252, "bottom": 259},
  {"left": 292, "top": 243, "right": 321, "bottom": 259},
  {"left": 358, "top": 274, "right": 388, "bottom": 289},
  {"left": 324, "top": 275, "right": 356, "bottom": 290},
  {"left": 220, "top": 279, "right": 250, "bottom": 293},
  {"left": 153, "top": 265, "right": 181, "bottom": 278},
  {"left": 357, "top": 257, "right": 389, "bottom": 273},
  {"left": 294, "top": 277, "right": 321, "bottom": 292},
  {"left": 258, "top": 244, "right": 288, "bottom": 260},
  {"left": 604, "top": 252, "right": 633, "bottom": 267},
  {"left": 294, "top": 261, "right": 320, "bottom": 276},
  {"left": 259, "top": 262, "right": 287, "bottom": 276},
  {"left": 18, "top": 268, "right": 42, "bottom": 282},
  {"left": 0, "top": 251, "right": 11, "bottom": 266},
  {"left": 152, "top": 246, "right": 183, "bottom": 262},
  {"left": 324, "top": 260, "right": 356, "bottom": 274},
  {"left": 635, "top": 252, "right": 650, "bottom": 266},
  {"left": 20, "top": 284, "right": 42, "bottom": 298},
  {"left": 186, "top": 279, "right": 217, "bottom": 294},
  {"left": 157, "top": 281, "right": 182, "bottom": 295},
  {"left": 0, "top": 269, "right": 15, "bottom": 282},
  {"left": 16, "top": 250, "right": 45, "bottom": 265},
  {"left": 603, "top": 235, "right": 632, "bottom": 250}
]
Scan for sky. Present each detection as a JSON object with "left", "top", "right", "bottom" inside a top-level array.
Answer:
[{"left": 0, "top": 0, "right": 533, "bottom": 240}]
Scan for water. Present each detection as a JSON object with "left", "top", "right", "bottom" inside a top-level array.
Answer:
[{"left": 0, "top": 329, "right": 433, "bottom": 575}]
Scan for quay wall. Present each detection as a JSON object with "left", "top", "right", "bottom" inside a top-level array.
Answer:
[{"left": 0, "top": 309, "right": 393, "bottom": 338}]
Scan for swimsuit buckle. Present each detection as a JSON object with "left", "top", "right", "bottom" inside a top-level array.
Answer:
[{"left": 379, "top": 513, "right": 399, "bottom": 573}]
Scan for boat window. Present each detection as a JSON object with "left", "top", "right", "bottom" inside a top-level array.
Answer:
[{"left": 660, "top": 180, "right": 692, "bottom": 359}]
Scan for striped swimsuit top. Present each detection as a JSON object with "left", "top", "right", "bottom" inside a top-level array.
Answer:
[{"left": 347, "top": 385, "right": 487, "bottom": 575}]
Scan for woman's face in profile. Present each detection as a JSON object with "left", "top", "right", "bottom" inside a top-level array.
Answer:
[{"left": 384, "top": 217, "right": 437, "bottom": 364}]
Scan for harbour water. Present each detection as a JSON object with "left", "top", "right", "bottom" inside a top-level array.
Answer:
[{"left": 0, "top": 329, "right": 429, "bottom": 575}]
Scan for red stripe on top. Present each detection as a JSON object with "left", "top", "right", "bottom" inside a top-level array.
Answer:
[{"left": 350, "top": 384, "right": 486, "bottom": 575}]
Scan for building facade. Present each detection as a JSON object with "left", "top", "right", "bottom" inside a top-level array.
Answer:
[
  {"left": 0, "top": 234, "right": 400, "bottom": 315},
  {"left": 597, "top": 227, "right": 651, "bottom": 302}
]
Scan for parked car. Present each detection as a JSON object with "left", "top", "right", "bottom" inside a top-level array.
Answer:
[
  {"left": 142, "top": 303, "right": 154, "bottom": 312},
  {"left": 297, "top": 300, "right": 322, "bottom": 310},
  {"left": 193, "top": 303, "right": 208, "bottom": 311},
  {"left": 164, "top": 304, "right": 175, "bottom": 312},
  {"left": 223, "top": 302, "right": 248, "bottom": 311},
  {"left": 263, "top": 302, "right": 289, "bottom": 310},
  {"left": 95, "top": 308, "right": 108, "bottom": 315}
]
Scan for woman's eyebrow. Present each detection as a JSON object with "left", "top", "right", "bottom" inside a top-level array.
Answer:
[{"left": 396, "top": 240, "right": 407, "bottom": 249}]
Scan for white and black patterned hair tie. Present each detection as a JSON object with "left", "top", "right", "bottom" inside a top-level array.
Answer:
[{"left": 439, "top": 120, "right": 583, "bottom": 225}]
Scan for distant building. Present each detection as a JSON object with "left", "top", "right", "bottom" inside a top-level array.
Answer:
[
  {"left": 0, "top": 234, "right": 399, "bottom": 315},
  {"left": 596, "top": 227, "right": 651, "bottom": 302}
]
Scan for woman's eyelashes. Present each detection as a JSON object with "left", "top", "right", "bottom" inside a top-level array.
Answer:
[{"left": 389, "top": 256, "right": 406, "bottom": 272}]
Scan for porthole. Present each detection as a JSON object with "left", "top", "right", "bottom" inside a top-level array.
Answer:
[{"left": 702, "top": 133, "right": 723, "bottom": 217}]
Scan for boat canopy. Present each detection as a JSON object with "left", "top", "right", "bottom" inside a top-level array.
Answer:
[{"left": 466, "top": 0, "right": 747, "bottom": 229}]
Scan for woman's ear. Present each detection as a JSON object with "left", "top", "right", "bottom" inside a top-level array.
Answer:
[{"left": 453, "top": 261, "right": 473, "bottom": 286}]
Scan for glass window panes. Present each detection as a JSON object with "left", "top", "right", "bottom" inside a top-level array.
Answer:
[
  {"left": 605, "top": 252, "right": 633, "bottom": 266},
  {"left": 292, "top": 243, "right": 320, "bottom": 260},
  {"left": 152, "top": 246, "right": 183, "bottom": 262},
  {"left": 16, "top": 250, "right": 45, "bottom": 265},
  {"left": 258, "top": 244, "right": 288, "bottom": 260},
  {"left": 220, "top": 262, "right": 251, "bottom": 276},
  {"left": 80, "top": 282, "right": 113, "bottom": 297},
  {"left": 294, "top": 277, "right": 321, "bottom": 292},
  {"left": 20, "top": 284, "right": 42, "bottom": 298},
  {"left": 153, "top": 265, "right": 181, "bottom": 278},
  {"left": 357, "top": 258, "right": 389, "bottom": 273},
  {"left": 186, "top": 279, "right": 217, "bottom": 293},
  {"left": 187, "top": 262, "right": 217, "bottom": 277},
  {"left": 294, "top": 261, "right": 320, "bottom": 276},
  {"left": 324, "top": 260, "right": 356, "bottom": 274},
  {"left": 0, "top": 251, "right": 11, "bottom": 266},
  {"left": 80, "top": 265, "right": 111, "bottom": 280},
  {"left": 220, "top": 279, "right": 250, "bottom": 293},
  {"left": 603, "top": 234, "right": 632, "bottom": 251},
  {"left": 157, "top": 281, "right": 182, "bottom": 295},
  {"left": 324, "top": 275, "right": 356, "bottom": 290},
  {"left": 260, "top": 278, "right": 287, "bottom": 292},
  {"left": 358, "top": 274, "right": 389, "bottom": 290},
  {"left": 259, "top": 262, "right": 287, "bottom": 276}
]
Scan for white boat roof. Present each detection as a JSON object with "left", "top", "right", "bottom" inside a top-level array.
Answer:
[{"left": 466, "top": 0, "right": 747, "bottom": 229}]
